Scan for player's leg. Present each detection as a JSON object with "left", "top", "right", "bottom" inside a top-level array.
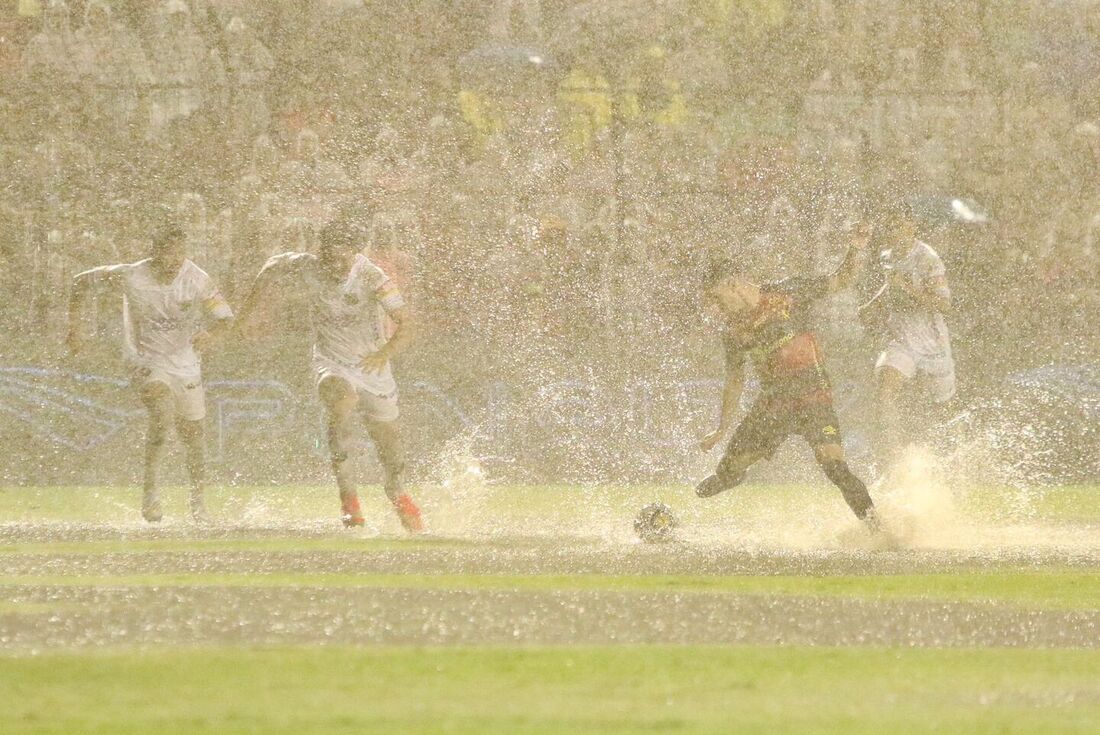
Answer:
[
  {"left": 176, "top": 418, "right": 209, "bottom": 523},
  {"left": 799, "top": 403, "right": 880, "bottom": 529},
  {"left": 138, "top": 380, "right": 173, "bottom": 523},
  {"left": 318, "top": 375, "right": 363, "bottom": 526},
  {"left": 695, "top": 449, "right": 768, "bottom": 498},
  {"left": 812, "top": 442, "right": 878, "bottom": 529},
  {"left": 695, "top": 404, "right": 781, "bottom": 498},
  {"left": 918, "top": 357, "right": 959, "bottom": 449},
  {"left": 874, "top": 349, "right": 913, "bottom": 468},
  {"left": 361, "top": 392, "right": 422, "bottom": 532},
  {"left": 172, "top": 377, "right": 211, "bottom": 523}
]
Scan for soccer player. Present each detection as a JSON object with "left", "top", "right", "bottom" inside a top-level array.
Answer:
[
  {"left": 237, "top": 221, "right": 423, "bottom": 531},
  {"left": 66, "top": 222, "right": 233, "bottom": 523},
  {"left": 860, "top": 205, "right": 955, "bottom": 465},
  {"left": 696, "top": 224, "right": 881, "bottom": 530}
]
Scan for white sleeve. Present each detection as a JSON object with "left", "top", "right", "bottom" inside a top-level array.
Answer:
[
  {"left": 258, "top": 252, "right": 311, "bottom": 281},
  {"left": 366, "top": 264, "right": 406, "bottom": 314},
  {"left": 73, "top": 262, "right": 132, "bottom": 293},
  {"left": 922, "top": 252, "right": 951, "bottom": 299},
  {"left": 197, "top": 273, "right": 234, "bottom": 321}
]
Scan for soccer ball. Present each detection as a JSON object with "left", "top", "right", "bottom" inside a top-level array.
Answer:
[{"left": 633, "top": 502, "right": 678, "bottom": 543}]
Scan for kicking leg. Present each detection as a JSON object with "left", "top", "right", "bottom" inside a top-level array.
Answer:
[
  {"left": 696, "top": 450, "right": 767, "bottom": 498},
  {"left": 139, "top": 381, "right": 173, "bottom": 522},
  {"left": 366, "top": 418, "right": 422, "bottom": 532},
  {"left": 813, "top": 443, "right": 879, "bottom": 530},
  {"left": 697, "top": 404, "right": 779, "bottom": 498},
  {"left": 177, "top": 418, "right": 209, "bottom": 523},
  {"left": 319, "top": 376, "right": 363, "bottom": 526}
]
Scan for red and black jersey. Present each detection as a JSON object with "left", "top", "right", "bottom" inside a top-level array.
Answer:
[{"left": 722, "top": 276, "right": 833, "bottom": 408}]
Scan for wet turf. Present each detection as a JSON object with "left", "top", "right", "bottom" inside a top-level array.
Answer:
[
  {"left": 1, "top": 484, "right": 1098, "bottom": 732},
  {"left": 2, "top": 646, "right": 1099, "bottom": 734},
  {"left": 1, "top": 568, "right": 1098, "bottom": 609}
]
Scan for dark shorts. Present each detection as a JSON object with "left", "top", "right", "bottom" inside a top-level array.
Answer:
[{"left": 724, "top": 399, "right": 843, "bottom": 460}]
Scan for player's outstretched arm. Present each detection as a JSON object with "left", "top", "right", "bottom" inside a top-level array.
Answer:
[
  {"left": 235, "top": 255, "right": 294, "bottom": 339},
  {"left": 192, "top": 282, "right": 236, "bottom": 355},
  {"left": 66, "top": 265, "right": 123, "bottom": 354},
  {"left": 701, "top": 361, "right": 745, "bottom": 451},
  {"left": 826, "top": 223, "right": 873, "bottom": 294}
]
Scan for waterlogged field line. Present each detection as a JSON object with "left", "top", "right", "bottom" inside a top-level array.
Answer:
[
  {"left": 3, "top": 483, "right": 1100, "bottom": 522},
  {"left": 1, "top": 645, "right": 1099, "bottom": 735},
  {"left": 0, "top": 537, "right": 474, "bottom": 556},
  {"left": 0, "top": 570, "right": 1097, "bottom": 609}
]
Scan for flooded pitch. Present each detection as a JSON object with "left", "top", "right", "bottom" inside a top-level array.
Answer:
[{"left": 1, "top": 492, "right": 1097, "bottom": 654}]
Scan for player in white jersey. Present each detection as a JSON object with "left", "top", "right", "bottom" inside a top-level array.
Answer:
[
  {"left": 861, "top": 205, "right": 955, "bottom": 465},
  {"left": 237, "top": 221, "right": 423, "bottom": 531},
  {"left": 66, "top": 223, "right": 234, "bottom": 523}
]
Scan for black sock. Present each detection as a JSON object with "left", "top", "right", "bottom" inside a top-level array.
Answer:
[{"left": 821, "top": 461, "right": 874, "bottom": 520}]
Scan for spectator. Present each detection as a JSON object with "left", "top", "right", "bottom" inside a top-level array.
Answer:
[
  {"left": 72, "top": 0, "right": 153, "bottom": 132},
  {"left": 149, "top": 0, "right": 226, "bottom": 132},
  {"left": 222, "top": 16, "right": 273, "bottom": 145},
  {"left": 278, "top": 127, "right": 353, "bottom": 224},
  {"left": 21, "top": 0, "right": 79, "bottom": 91}
]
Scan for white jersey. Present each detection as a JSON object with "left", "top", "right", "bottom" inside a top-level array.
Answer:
[
  {"left": 884, "top": 240, "right": 953, "bottom": 365},
  {"left": 77, "top": 258, "right": 233, "bottom": 378},
  {"left": 259, "top": 252, "right": 406, "bottom": 396}
]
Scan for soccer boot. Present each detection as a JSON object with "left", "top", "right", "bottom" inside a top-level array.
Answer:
[
  {"left": 393, "top": 493, "right": 423, "bottom": 533},
  {"left": 340, "top": 491, "right": 365, "bottom": 527},
  {"left": 695, "top": 469, "right": 746, "bottom": 498},
  {"left": 141, "top": 489, "right": 163, "bottom": 523},
  {"left": 190, "top": 491, "right": 211, "bottom": 525}
]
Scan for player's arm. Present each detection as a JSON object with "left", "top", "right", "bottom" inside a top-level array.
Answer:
[
  {"left": 361, "top": 280, "right": 418, "bottom": 373},
  {"left": 234, "top": 253, "right": 298, "bottom": 339},
  {"left": 701, "top": 357, "right": 745, "bottom": 452},
  {"left": 858, "top": 281, "right": 889, "bottom": 328},
  {"left": 825, "top": 222, "right": 873, "bottom": 294},
  {"left": 889, "top": 267, "right": 953, "bottom": 315},
  {"left": 66, "top": 264, "right": 125, "bottom": 354},
  {"left": 918, "top": 273, "right": 952, "bottom": 314},
  {"left": 192, "top": 286, "right": 235, "bottom": 355}
]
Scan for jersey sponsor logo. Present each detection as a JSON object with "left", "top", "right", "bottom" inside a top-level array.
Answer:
[{"left": 143, "top": 315, "right": 191, "bottom": 331}]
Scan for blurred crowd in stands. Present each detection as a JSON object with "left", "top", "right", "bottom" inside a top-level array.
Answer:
[{"left": 1, "top": 0, "right": 1098, "bottom": 386}]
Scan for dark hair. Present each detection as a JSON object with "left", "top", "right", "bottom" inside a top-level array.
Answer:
[
  {"left": 703, "top": 256, "right": 740, "bottom": 289},
  {"left": 875, "top": 197, "right": 915, "bottom": 227},
  {"left": 319, "top": 221, "right": 358, "bottom": 258},
  {"left": 152, "top": 222, "right": 184, "bottom": 253}
]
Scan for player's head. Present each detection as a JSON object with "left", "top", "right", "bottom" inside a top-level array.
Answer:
[
  {"left": 43, "top": 0, "right": 70, "bottom": 33},
  {"left": 85, "top": 0, "right": 110, "bottom": 31},
  {"left": 151, "top": 222, "right": 186, "bottom": 270},
  {"left": 319, "top": 221, "right": 360, "bottom": 267},
  {"left": 702, "top": 257, "right": 760, "bottom": 316},
  {"left": 164, "top": 0, "right": 189, "bottom": 30},
  {"left": 878, "top": 200, "right": 918, "bottom": 251}
]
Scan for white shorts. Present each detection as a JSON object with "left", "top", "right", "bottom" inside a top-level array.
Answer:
[
  {"left": 315, "top": 362, "right": 400, "bottom": 423},
  {"left": 134, "top": 368, "right": 206, "bottom": 421},
  {"left": 875, "top": 343, "right": 956, "bottom": 403}
]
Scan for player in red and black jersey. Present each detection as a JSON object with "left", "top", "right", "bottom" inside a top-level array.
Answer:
[{"left": 697, "top": 224, "right": 882, "bottom": 530}]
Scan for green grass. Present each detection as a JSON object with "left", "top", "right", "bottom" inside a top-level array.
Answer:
[
  {"left": 3, "top": 483, "right": 1099, "bottom": 524},
  {"left": 1, "top": 646, "right": 1098, "bottom": 735},
  {"left": 2, "top": 483, "right": 1097, "bottom": 733},
  {"left": 1, "top": 568, "right": 1098, "bottom": 610}
]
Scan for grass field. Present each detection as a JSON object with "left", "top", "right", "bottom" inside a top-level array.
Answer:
[{"left": 1, "top": 482, "right": 1098, "bottom": 734}]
